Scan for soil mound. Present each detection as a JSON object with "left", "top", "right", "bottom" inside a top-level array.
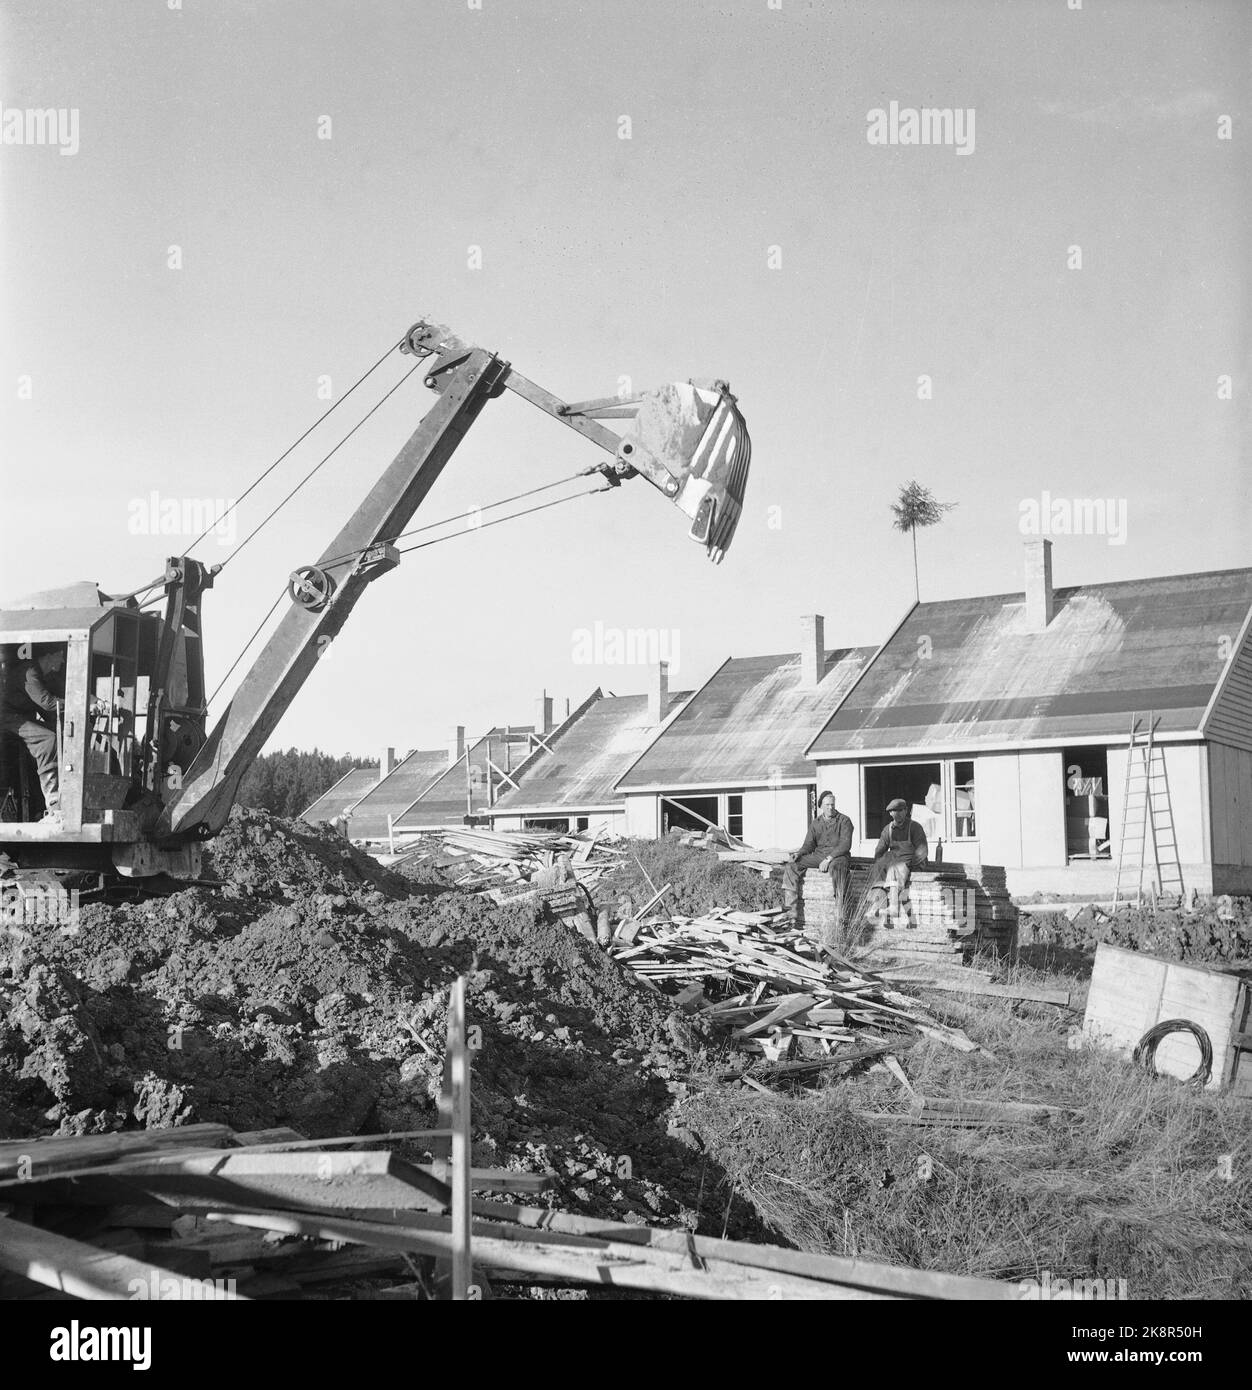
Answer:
[
  {"left": 1020, "top": 899, "right": 1252, "bottom": 965},
  {"left": 0, "top": 809, "right": 752, "bottom": 1233}
]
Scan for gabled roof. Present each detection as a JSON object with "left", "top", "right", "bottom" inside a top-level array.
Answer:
[
  {"left": 490, "top": 689, "right": 693, "bottom": 814},
  {"left": 300, "top": 767, "right": 378, "bottom": 825},
  {"left": 395, "top": 727, "right": 537, "bottom": 829},
  {"left": 807, "top": 567, "right": 1252, "bottom": 757},
  {"left": 341, "top": 749, "right": 448, "bottom": 839},
  {"left": 616, "top": 647, "right": 876, "bottom": 791}
]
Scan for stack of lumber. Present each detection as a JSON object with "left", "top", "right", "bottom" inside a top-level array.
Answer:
[
  {"left": 801, "top": 858, "right": 1018, "bottom": 965},
  {"left": 610, "top": 907, "right": 993, "bottom": 1063},
  {"left": 387, "top": 826, "right": 623, "bottom": 903},
  {"left": 0, "top": 1124, "right": 1019, "bottom": 1302},
  {"left": 716, "top": 848, "right": 789, "bottom": 880}
]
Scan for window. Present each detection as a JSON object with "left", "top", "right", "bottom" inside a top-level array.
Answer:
[
  {"left": 523, "top": 816, "right": 571, "bottom": 832},
  {"left": 662, "top": 795, "right": 719, "bottom": 834},
  {"left": 661, "top": 792, "right": 745, "bottom": 840},
  {"left": 864, "top": 763, "right": 941, "bottom": 840},
  {"left": 863, "top": 760, "right": 976, "bottom": 844},
  {"left": 1062, "top": 746, "right": 1110, "bottom": 860},
  {"left": 953, "top": 761, "right": 975, "bottom": 838}
]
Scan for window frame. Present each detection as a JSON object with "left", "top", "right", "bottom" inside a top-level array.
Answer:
[{"left": 860, "top": 758, "right": 978, "bottom": 845}]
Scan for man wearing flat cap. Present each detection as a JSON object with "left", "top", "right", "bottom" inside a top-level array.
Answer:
[{"left": 871, "top": 798, "right": 928, "bottom": 897}]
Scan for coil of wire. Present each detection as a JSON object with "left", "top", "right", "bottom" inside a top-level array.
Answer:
[{"left": 1132, "top": 1018, "right": 1213, "bottom": 1088}]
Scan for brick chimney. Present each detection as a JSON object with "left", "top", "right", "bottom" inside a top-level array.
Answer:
[
  {"left": 800, "top": 613, "right": 825, "bottom": 689},
  {"left": 648, "top": 661, "right": 669, "bottom": 726},
  {"left": 535, "top": 690, "right": 555, "bottom": 736},
  {"left": 1024, "top": 539, "right": 1055, "bottom": 631},
  {"left": 379, "top": 746, "right": 398, "bottom": 782},
  {"left": 448, "top": 724, "right": 465, "bottom": 766}
]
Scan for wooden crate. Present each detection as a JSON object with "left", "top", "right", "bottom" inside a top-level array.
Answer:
[{"left": 1082, "top": 943, "right": 1252, "bottom": 1096}]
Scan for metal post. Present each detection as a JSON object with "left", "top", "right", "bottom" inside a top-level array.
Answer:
[{"left": 449, "top": 975, "right": 472, "bottom": 1300}]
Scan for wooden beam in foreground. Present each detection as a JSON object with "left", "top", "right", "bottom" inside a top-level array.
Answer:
[
  {"left": 0, "top": 1214, "right": 246, "bottom": 1301},
  {"left": 206, "top": 1207, "right": 1021, "bottom": 1301}
]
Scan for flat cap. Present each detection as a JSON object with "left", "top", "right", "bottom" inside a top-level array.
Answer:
[{"left": 885, "top": 798, "right": 908, "bottom": 812}]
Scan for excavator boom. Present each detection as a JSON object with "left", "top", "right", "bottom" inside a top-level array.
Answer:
[{"left": 150, "top": 321, "right": 751, "bottom": 846}]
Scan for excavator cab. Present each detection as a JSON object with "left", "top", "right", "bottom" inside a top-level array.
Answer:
[{"left": 0, "top": 567, "right": 211, "bottom": 877}]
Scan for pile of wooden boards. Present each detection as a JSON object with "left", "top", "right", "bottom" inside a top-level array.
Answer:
[
  {"left": 386, "top": 825, "right": 623, "bottom": 904},
  {"left": 0, "top": 1122, "right": 1020, "bottom": 1301},
  {"left": 716, "top": 847, "right": 789, "bottom": 880},
  {"left": 800, "top": 859, "right": 1018, "bottom": 966},
  {"left": 610, "top": 907, "right": 994, "bottom": 1063}
]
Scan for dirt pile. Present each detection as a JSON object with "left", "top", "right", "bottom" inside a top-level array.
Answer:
[
  {"left": 1020, "top": 898, "right": 1252, "bottom": 965},
  {"left": 0, "top": 809, "right": 757, "bottom": 1234}
]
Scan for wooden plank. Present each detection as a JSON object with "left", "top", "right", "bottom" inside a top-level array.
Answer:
[
  {"left": 733, "top": 993, "right": 817, "bottom": 1039},
  {"left": 6, "top": 1150, "right": 453, "bottom": 1213},
  {"left": 626, "top": 883, "right": 673, "bottom": 923},
  {"left": 230, "top": 1127, "right": 308, "bottom": 1147},
  {"left": 912, "top": 978, "right": 1072, "bottom": 1007},
  {"left": 0, "top": 1123, "right": 234, "bottom": 1181},
  {"left": 0, "top": 1214, "right": 246, "bottom": 1301},
  {"left": 207, "top": 1207, "right": 1018, "bottom": 1300},
  {"left": 416, "top": 1166, "right": 554, "bottom": 1196}
]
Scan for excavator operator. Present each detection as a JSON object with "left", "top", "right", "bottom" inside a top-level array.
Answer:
[{"left": 0, "top": 642, "right": 67, "bottom": 823}]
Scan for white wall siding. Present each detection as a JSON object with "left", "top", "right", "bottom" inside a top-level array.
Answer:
[
  {"left": 1019, "top": 751, "right": 1066, "bottom": 866},
  {"left": 742, "top": 787, "right": 810, "bottom": 851},
  {"left": 624, "top": 793, "right": 658, "bottom": 839}
]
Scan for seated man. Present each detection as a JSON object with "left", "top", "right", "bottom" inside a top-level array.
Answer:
[
  {"left": 868, "top": 797, "right": 929, "bottom": 914},
  {"left": 782, "top": 791, "right": 854, "bottom": 923},
  {"left": 0, "top": 644, "right": 66, "bottom": 824}
]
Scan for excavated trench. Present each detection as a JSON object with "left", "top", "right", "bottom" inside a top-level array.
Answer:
[{"left": 0, "top": 808, "right": 765, "bottom": 1238}]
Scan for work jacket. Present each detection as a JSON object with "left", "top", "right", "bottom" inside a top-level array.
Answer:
[
  {"left": 0, "top": 658, "right": 61, "bottom": 728},
  {"left": 797, "top": 811, "right": 853, "bottom": 861},
  {"left": 873, "top": 819, "right": 928, "bottom": 867}
]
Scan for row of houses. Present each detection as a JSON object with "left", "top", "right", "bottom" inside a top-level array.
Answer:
[{"left": 302, "top": 541, "right": 1252, "bottom": 895}]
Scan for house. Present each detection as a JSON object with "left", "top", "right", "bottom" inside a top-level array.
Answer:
[
  {"left": 614, "top": 617, "right": 877, "bottom": 848},
  {"left": 392, "top": 717, "right": 549, "bottom": 833},
  {"left": 330, "top": 745, "right": 449, "bottom": 841},
  {"left": 300, "top": 764, "right": 379, "bottom": 828},
  {"left": 489, "top": 674, "right": 693, "bottom": 834},
  {"left": 805, "top": 541, "right": 1252, "bottom": 895}
]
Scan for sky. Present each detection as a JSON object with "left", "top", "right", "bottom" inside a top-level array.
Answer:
[{"left": 1, "top": 0, "right": 1247, "bottom": 759}]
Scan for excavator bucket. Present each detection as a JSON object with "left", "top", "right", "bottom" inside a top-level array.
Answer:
[{"left": 621, "top": 381, "right": 750, "bottom": 564}]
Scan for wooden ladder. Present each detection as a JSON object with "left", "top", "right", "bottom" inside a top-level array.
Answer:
[{"left": 1113, "top": 712, "right": 1184, "bottom": 908}]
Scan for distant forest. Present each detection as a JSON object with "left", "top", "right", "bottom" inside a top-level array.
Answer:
[{"left": 236, "top": 748, "right": 375, "bottom": 820}]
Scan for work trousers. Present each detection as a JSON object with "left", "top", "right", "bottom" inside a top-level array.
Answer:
[
  {"left": 1, "top": 719, "right": 58, "bottom": 810},
  {"left": 783, "top": 853, "right": 850, "bottom": 912}
]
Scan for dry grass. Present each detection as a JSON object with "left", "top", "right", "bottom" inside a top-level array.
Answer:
[
  {"left": 680, "top": 955, "right": 1252, "bottom": 1299},
  {"left": 608, "top": 838, "right": 779, "bottom": 919}
]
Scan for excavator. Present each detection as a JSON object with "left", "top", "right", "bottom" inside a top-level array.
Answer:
[{"left": 0, "top": 320, "right": 750, "bottom": 910}]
